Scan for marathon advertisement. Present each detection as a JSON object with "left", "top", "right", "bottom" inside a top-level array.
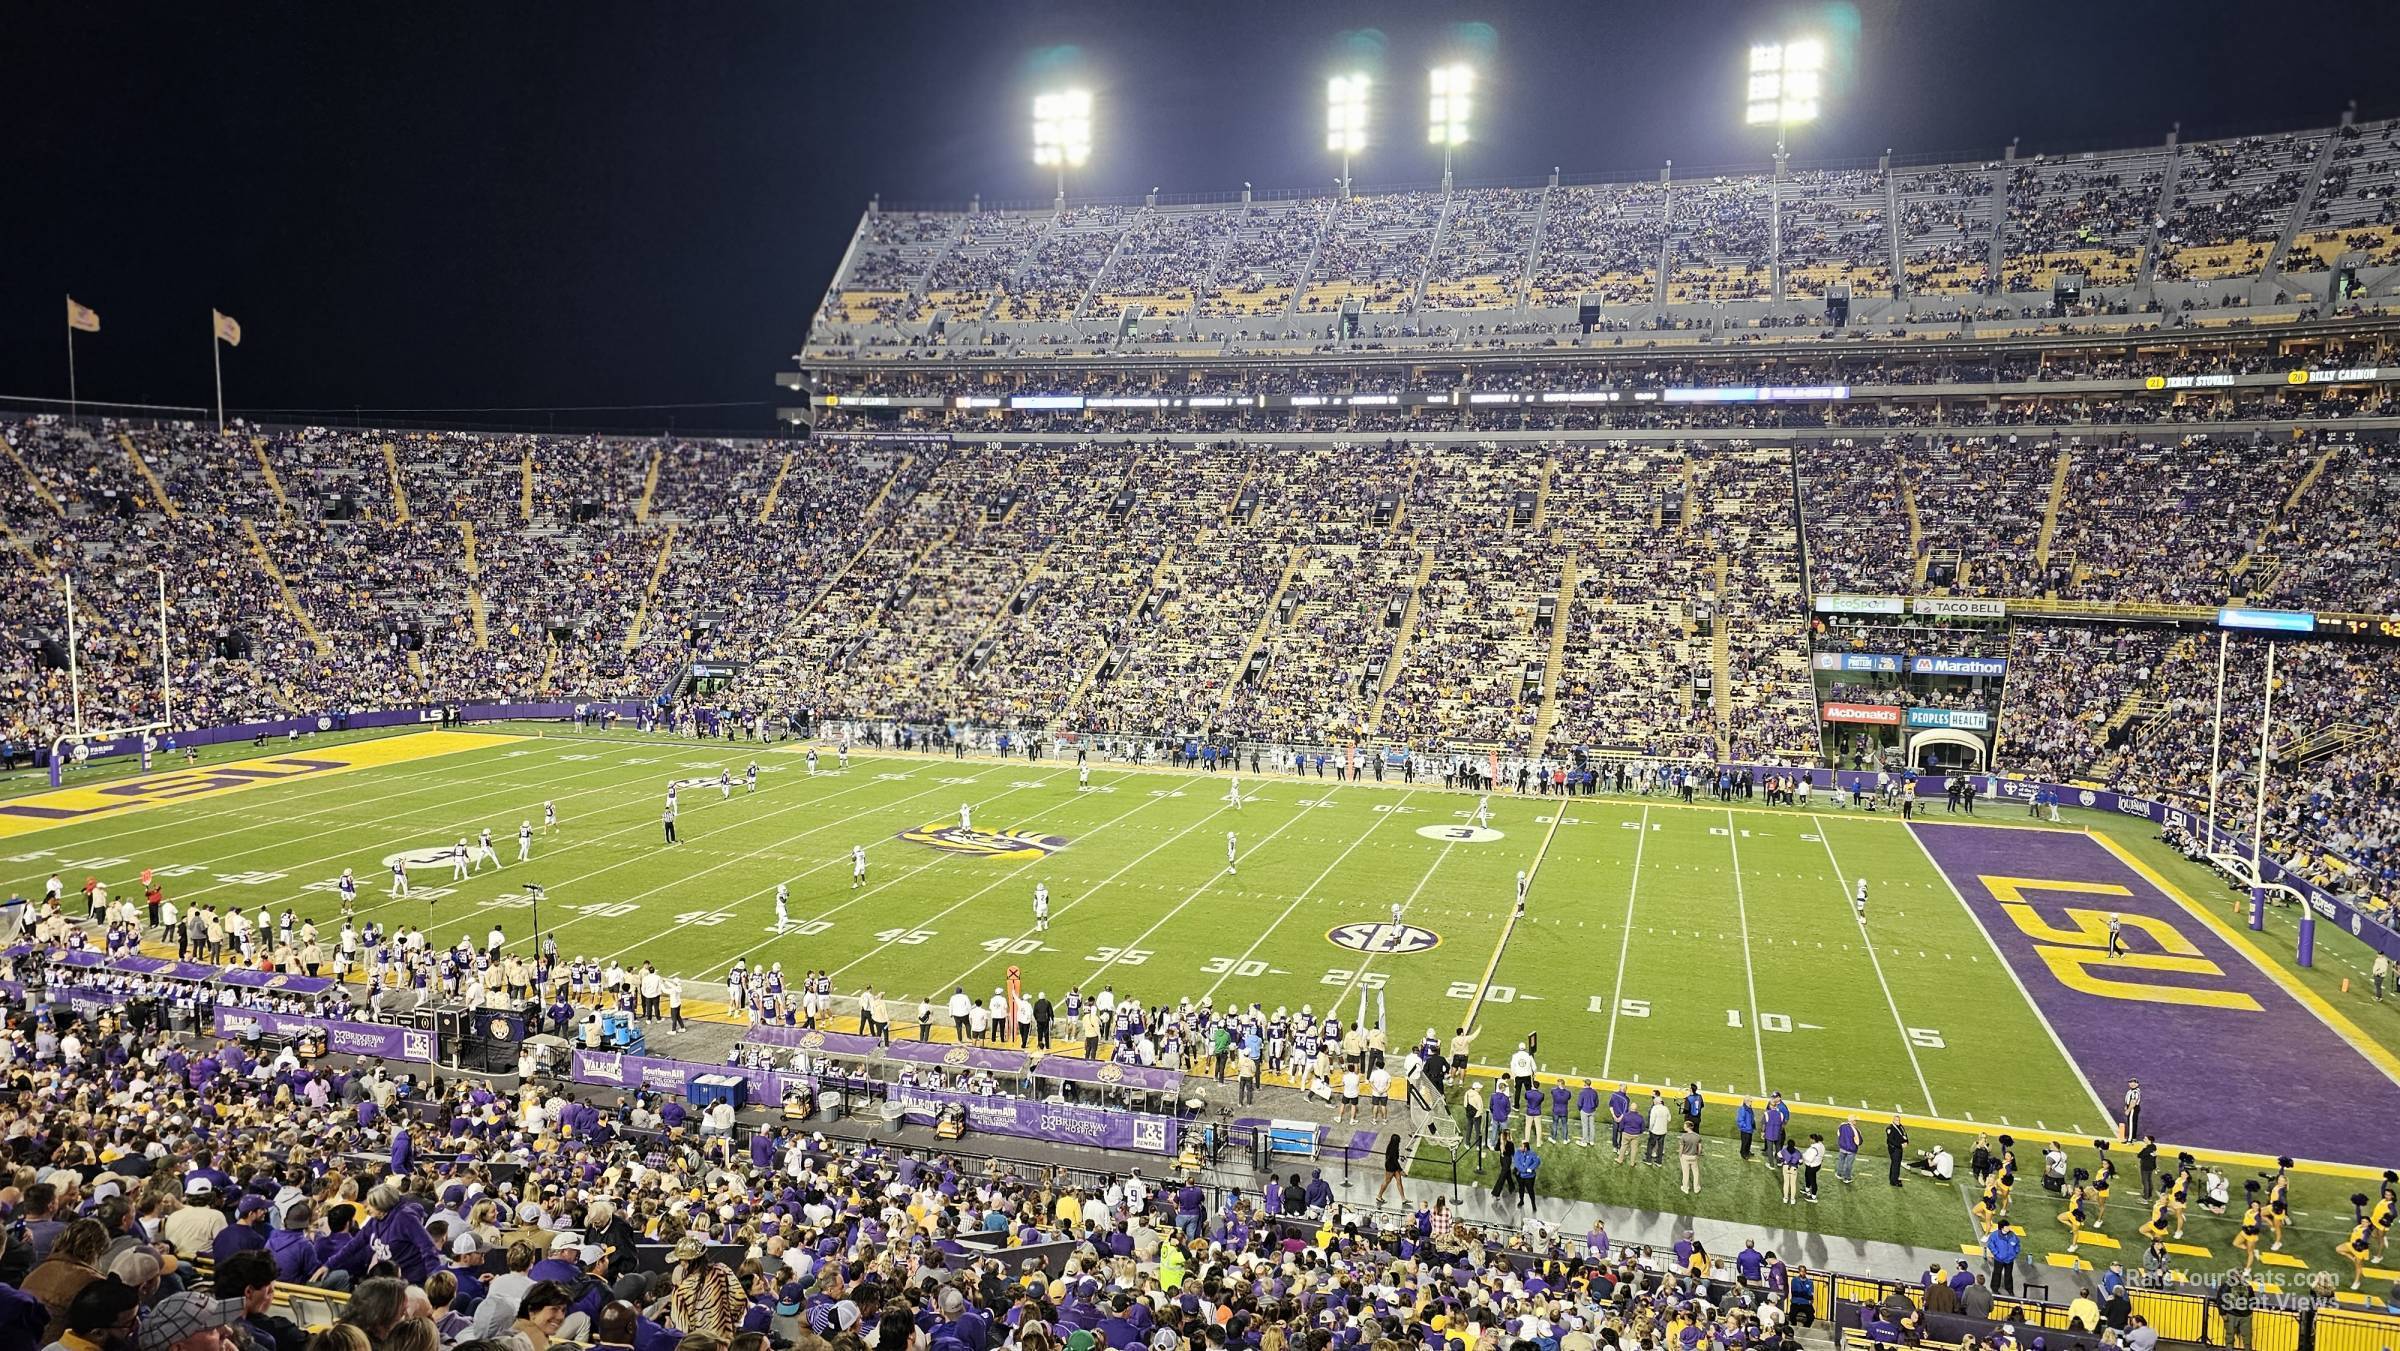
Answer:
[
  {"left": 214, "top": 1007, "right": 434, "bottom": 1061},
  {"left": 1820, "top": 702, "right": 1904, "bottom": 726},
  {"left": 1810, "top": 652, "right": 1903, "bottom": 673},
  {"left": 1907, "top": 655, "right": 2007, "bottom": 677},
  {"left": 1903, "top": 707, "right": 1992, "bottom": 731}
]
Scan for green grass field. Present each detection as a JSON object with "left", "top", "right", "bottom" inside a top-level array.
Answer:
[{"left": 9, "top": 722, "right": 2399, "bottom": 1270}]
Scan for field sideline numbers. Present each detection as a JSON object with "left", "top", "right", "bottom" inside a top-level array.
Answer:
[
  {"left": 1202, "top": 957, "right": 1267, "bottom": 977},
  {"left": 1320, "top": 968, "right": 1388, "bottom": 990}
]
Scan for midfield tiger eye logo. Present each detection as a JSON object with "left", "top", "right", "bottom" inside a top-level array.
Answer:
[{"left": 896, "top": 822, "right": 1070, "bottom": 860}]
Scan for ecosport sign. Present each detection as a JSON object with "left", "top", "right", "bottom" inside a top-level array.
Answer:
[{"left": 1812, "top": 595, "right": 1906, "bottom": 616}]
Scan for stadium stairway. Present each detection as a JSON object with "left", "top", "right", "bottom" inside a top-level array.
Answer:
[
  {"left": 241, "top": 519, "right": 330, "bottom": 654},
  {"left": 620, "top": 523, "right": 678, "bottom": 654},
  {"left": 1901, "top": 464, "right": 1928, "bottom": 587},
  {"left": 1515, "top": 182, "right": 1552, "bottom": 308},
  {"left": 0, "top": 427, "right": 62, "bottom": 516},
  {"left": 1218, "top": 544, "right": 1304, "bottom": 715},
  {"left": 381, "top": 442, "right": 411, "bottom": 523},
  {"left": 118, "top": 431, "right": 180, "bottom": 520},
  {"left": 248, "top": 436, "right": 294, "bottom": 516},
  {"left": 1712, "top": 559, "right": 1734, "bottom": 759},
  {"left": 1364, "top": 547, "right": 1436, "bottom": 736},
  {"left": 634, "top": 445, "right": 662, "bottom": 524},
  {"left": 2266, "top": 123, "right": 2346, "bottom": 283},
  {"left": 1529, "top": 552, "right": 1578, "bottom": 752},
  {"left": 756, "top": 447, "right": 796, "bottom": 524},
  {"left": 460, "top": 520, "right": 489, "bottom": 648},
  {"left": 519, "top": 446, "right": 535, "bottom": 522},
  {"left": 2036, "top": 447, "right": 2071, "bottom": 576}
]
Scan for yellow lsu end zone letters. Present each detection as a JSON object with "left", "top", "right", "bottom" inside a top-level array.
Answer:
[{"left": 0, "top": 731, "right": 524, "bottom": 838}]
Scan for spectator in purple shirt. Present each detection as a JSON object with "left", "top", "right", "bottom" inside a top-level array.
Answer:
[{"left": 208, "top": 1196, "right": 272, "bottom": 1263}]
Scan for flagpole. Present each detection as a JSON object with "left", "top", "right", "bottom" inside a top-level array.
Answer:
[
  {"left": 66, "top": 309, "right": 77, "bottom": 420},
  {"left": 212, "top": 315, "right": 225, "bottom": 432}
]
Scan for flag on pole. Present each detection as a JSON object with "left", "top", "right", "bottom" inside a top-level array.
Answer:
[
  {"left": 212, "top": 310, "right": 242, "bottom": 346},
  {"left": 66, "top": 298, "right": 100, "bottom": 332}
]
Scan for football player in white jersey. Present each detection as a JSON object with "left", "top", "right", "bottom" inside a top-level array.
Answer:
[{"left": 1033, "top": 883, "right": 1051, "bottom": 932}]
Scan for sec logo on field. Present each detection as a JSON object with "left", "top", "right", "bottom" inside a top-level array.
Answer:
[{"left": 1326, "top": 922, "right": 1441, "bottom": 956}]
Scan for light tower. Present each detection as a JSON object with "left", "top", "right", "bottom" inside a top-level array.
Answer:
[
  {"left": 1327, "top": 74, "right": 1369, "bottom": 199},
  {"left": 1427, "top": 63, "right": 1472, "bottom": 189},
  {"left": 1032, "top": 89, "right": 1093, "bottom": 208},
  {"left": 1744, "top": 38, "right": 1824, "bottom": 160}
]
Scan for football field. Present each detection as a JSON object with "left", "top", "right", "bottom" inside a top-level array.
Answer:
[{"left": 7, "top": 724, "right": 2396, "bottom": 1173}]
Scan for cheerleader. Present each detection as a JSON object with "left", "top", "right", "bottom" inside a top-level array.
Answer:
[
  {"left": 2343, "top": 1219, "right": 2375, "bottom": 1289},
  {"left": 2142, "top": 1163, "right": 2192, "bottom": 1241},
  {"left": 2231, "top": 1182, "right": 2264, "bottom": 1273},
  {"left": 2090, "top": 1141, "right": 2117, "bottom": 1227},
  {"left": 2369, "top": 1177, "right": 2398, "bottom": 1259},
  {"left": 2059, "top": 1170, "right": 2094, "bottom": 1252},
  {"left": 1973, "top": 1174, "right": 2011, "bottom": 1234},
  {"left": 2160, "top": 1156, "right": 2198, "bottom": 1238},
  {"left": 2264, "top": 1156, "right": 2291, "bottom": 1251}
]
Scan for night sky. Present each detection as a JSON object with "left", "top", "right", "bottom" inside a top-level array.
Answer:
[{"left": 8, "top": 1, "right": 2396, "bottom": 433}]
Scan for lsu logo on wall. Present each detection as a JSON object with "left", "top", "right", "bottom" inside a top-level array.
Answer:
[
  {"left": 1327, "top": 921, "right": 1441, "bottom": 955},
  {"left": 896, "top": 823, "right": 1069, "bottom": 860}
]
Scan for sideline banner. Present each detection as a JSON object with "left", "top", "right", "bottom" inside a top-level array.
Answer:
[
  {"left": 568, "top": 1049, "right": 1180, "bottom": 1154},
  {"left": 214, "top": 1007, "right": 435, "bottom": 1060}
]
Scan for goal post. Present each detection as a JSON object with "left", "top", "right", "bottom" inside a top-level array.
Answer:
[{"left": 48, "top": 721, "right": 172, "bottom": 788}]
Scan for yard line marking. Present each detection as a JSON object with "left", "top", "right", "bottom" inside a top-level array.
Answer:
[
  {"left": 334, "top": 756, "right": 905, "bottom": 926},
  {"left": 1813, "top": 815, "right": 1939, "bottom": 1116},
  {"left": 3, "top": 737, "right": 598, "bottom": 894},
  {"left": 1902, "top": 822, "right": 2113, "bottom": 1125},
  {"left": 1600, "top": 805, "right": 1651, "bottom": 1081},
  {"left": 682, "top": 769, "right": 1149, "bottom": 979},
  {"left": 1723, "top": 809, "right": 1769, "bottom": 1095},
  {"left": 1233, "top": 789, "right": 1421, "bottom": 1007},
  {"left": 0, "top": 732, "right": 571, "bottom": 860},
  {"left": 1074, "top": 790, "right": 1337, "bottom": 987},
  {"left": 1460, "top": 792, "right": 1569, "bottom": 1032},
  {"left": 114, "top": 745, "right": 684, "bottom": 917},
  {"left": 525, "top": 770, "right": 1068, "bottom": 959},
  {"left": 906, "top": 789, "right": 1243, "bottom": 993}
]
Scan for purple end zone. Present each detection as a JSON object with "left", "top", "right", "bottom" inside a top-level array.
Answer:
[{"left": 1912, "top": 821, "right": 2400, "bottom": 1165}]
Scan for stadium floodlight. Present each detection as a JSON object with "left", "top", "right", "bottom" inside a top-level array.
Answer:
[
  {"left": 1744, "top": 37, "right": 1824, "bottom": 151},
  {"left": 1327, "top": 74, "right": 1369, "bottom": 197},
  {"left": 1032, "top": 88, "right": 1093, "bottom": 203},
  {"left": 1427, "top": 63, "right": 1472, "bottom": 181}
]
